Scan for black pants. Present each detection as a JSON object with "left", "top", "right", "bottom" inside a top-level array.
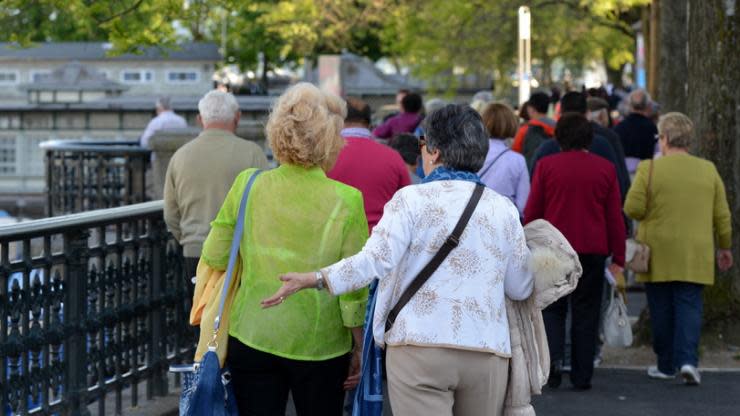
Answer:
[
  {"left": 226, "top": 336, "right": 349, "bottom": 416},
  {"left": 543, "top": 254, "right": 606, "bottom": 387}
]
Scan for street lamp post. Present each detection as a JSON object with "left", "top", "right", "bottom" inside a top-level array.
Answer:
[{"left": 518, "top": 6, "right": 532, "bottom": 107}]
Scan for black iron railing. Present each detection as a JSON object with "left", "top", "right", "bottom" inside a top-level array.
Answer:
[
  {"left": 0, "top": 201, "right": 195, "bottom": 415},
  {"left": 41, "top": 141, "right": 151, "bottom": 217}
]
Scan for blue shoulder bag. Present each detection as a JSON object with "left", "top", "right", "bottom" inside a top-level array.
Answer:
[{"left": 171, "top": 170, "right": 262, "bottom": 416}]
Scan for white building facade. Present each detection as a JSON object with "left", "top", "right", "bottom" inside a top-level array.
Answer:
[{"left": 0, "top": 42, "right": 220, "bottom": 102}]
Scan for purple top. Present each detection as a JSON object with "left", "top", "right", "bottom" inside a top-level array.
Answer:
[
  {"left": 478, "top": 139, "right": 530, "bottom": 217},
  {"left": 372, "top": 112, "right": 422, "bottom": 140}
]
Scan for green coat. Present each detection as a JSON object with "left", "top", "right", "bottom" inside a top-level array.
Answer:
[{"left": 624, "top": 154, "right": 732, "bottom": 285}]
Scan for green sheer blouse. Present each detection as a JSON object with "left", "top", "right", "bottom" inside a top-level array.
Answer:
[{"left": 202, "top": 165, "right": 369, "bottom": 361}]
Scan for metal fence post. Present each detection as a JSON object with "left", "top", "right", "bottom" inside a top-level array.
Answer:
[
  {"left": 64, "top": 228, "right": 91, "bottom": 416},
  {"left": 148, "top": 218, "right": 168, "bottom": 397}
]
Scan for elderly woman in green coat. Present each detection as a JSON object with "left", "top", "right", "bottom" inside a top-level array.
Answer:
[{"left": 624, "top": 112, "right": 733, "bottom": 386}]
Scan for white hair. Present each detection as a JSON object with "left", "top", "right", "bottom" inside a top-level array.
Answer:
[{"left": 198, "top": 90, "right": 239, "bottom": 124}]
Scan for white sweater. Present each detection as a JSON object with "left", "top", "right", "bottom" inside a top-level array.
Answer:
[{"left": 324, "top": 181, "right": 534, "bottom": 357}]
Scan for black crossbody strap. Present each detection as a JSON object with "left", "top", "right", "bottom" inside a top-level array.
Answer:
[{"left": 385, "top": 183, "right": 485, "bottom": 332}]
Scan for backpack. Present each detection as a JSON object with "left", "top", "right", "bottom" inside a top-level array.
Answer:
[{"left": 523, "top": 124, "right": 551, "bottom": 172}]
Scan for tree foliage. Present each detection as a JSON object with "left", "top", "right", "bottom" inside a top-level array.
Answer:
[
  {"left": 0, "top": 0, "right": 650, "bottom": 87},
  {"left": 0, "top": 0, "right": 182, "bottom": 55}
]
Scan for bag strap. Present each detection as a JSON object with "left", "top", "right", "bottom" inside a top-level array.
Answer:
[
  {"left": 213, "top": 170, "right": 262, "bottom": 334},
  {"left": 645, "top": 159, "right": 654, "bottom": 212},
  {"left": 479, "top": 149, "right": 509, "bottom": 179},
  {"left": 385, "top": 183, "right": 485, "bottom": 332},
  {"left": 642, "top": 160, "right": 654, "bottom": 241}
]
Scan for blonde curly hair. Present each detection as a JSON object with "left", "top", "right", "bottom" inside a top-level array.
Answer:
[{"left": 266, "top": 83, "right": 347, "bottom": 171}]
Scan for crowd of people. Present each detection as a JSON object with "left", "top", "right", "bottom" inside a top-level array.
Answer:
[{"left": 156, "top": 82, "right": 733, "bottom": 415}]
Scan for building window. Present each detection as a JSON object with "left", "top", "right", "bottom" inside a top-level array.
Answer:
[
  {"left": 30, "top": 71, "right": 52, "bottom": 82},
  {"left": 0, "top": 136, "right": 16, "bottom": 175},
  {"left": 0, "top": 71, "right": 19, "bottom": 85},
  {"left": 121, "top": 70, "right": 154, "bottom": 83},
  {"left": 166, "top": 70, "right": 199, "bottom": 83}
]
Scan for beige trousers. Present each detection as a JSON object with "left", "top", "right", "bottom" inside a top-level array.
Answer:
[{"left": 386, "top": 345, "right": 509, "bottom": 416}]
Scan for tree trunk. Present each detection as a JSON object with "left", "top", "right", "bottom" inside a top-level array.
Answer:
[
  {"left": 685, "top": 0, "right": 740, "bottom": 342},
  {"left": 646, "top": 1, "right": 660, "bottom": 98},
  {"left": 658, "top": 0, "right": 688, "bottom": 112}
]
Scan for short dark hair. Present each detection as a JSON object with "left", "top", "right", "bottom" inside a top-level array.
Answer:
[
  {"left": 555, "top": 113, "right": 593, "bottom": 151},
  {"left": 423, "top": 104, "right": 489, "bottom": 172},
  {"left": 401, "top": 93, "right": 423, "bottom": 113},
  {"left": 527, "top": 92, "right": 550, "bottom": 114},
  {"left": 345, "top": 97, "right": 371, "bottom": 125},
  {"left": 560, "top": 92, "right": 588, "bottom": 114},
  {"left": 390, "top": 133, "right": 420, "bottom": 165}
]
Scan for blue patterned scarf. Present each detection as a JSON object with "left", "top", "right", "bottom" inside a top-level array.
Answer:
[{"left": 422, "top": 166, "right": 484, "bottom": 185}]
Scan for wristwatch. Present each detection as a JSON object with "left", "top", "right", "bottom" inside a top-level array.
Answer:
[{"left": 315, "top": 271, "right": 325, "bottom": 291}]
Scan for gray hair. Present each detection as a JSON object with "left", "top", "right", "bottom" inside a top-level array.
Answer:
[
  {"left": 472, "top": 90, "right": 494, "bottom": 103},
  {"left": 628, "top": 89, "right": 651, "bottom": 112},
  {"left": 424, "top": 98, "right": 448, "bottom": 116},
  {"left": 156, "top": 96, "right": 172, "bottom": 110},
  {"left": 198, "top": 90, "right": 240, "bottom": 124},
  {"left": 423, "top": 104, "right": 489, "bottom": 173},
  {"left": 658, "top": 112, "right": 693, "bottom": 149},
  {"left": 470, "top": 91, "right": 494, "bottom": 114}
]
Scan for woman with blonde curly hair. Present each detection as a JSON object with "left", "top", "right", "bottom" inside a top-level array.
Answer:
[{"left": 201, "top": 82, "right": 368, "bottom": 415}]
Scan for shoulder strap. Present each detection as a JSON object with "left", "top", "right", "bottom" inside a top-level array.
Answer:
[
  {"left": 645, "top": 159, "right": 654, "bottom": 212},
  {"left": 385, "top": 183, "right": 485, "bottom": 332},
  {"left": 641, "top": 160, "right": 654, "bottom": 241},
  {"left": 479, "top": 149, "right": 510, "bottom": 179},
  {"left": 213, "top": 170, "right": 262, "bottom": 333}
]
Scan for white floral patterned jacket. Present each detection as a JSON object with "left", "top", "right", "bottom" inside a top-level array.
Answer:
[{"left": 323, "top": 180, "right": 534, "bottom": 357}]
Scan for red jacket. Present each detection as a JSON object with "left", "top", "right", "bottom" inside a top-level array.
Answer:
[
  {"left": 328, "top": 137, "right": 411, "bottom": 231},
  {"left": 511, "top": 118, "right": 556, "bottom": 153},
  {"left": 524, "top": 151, "right": 626, "bottom": 266}
]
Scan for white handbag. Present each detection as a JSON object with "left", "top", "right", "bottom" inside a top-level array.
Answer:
[{"left": 603, "top": 285, "right": 633, "bottom": 348}]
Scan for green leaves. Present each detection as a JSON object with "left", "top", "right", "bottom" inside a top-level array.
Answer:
[{"left": 0, "top": 0, "right": 651, "bottom": 87}]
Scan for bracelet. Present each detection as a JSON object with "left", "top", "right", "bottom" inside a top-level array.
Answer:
[{"left": 315, "top": 271, "right": 325, "bottom": 291}]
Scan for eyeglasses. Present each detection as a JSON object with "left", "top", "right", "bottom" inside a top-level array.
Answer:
[{"left": 418, "top": 136, "right": 426, "bottom": 151}]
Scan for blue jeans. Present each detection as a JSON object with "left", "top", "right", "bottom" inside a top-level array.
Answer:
[{"left": 645, "top": 282, "right": 704, "bottom": 374}]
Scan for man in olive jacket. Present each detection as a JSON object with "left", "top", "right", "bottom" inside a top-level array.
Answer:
[{"left": 164, "top": 90, "right": 268, "bottom": 290}]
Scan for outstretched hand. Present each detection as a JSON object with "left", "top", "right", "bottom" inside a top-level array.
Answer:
[{"left": 261, "top": 272, "right": 317, "bottom": 308}]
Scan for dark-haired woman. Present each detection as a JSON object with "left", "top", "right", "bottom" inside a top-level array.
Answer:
[
  {"left": 263, "top": 104, "right": 534, "bottom": 415},
  {"left": 524, "top": 113, "right": 625, "bottom": 390}
]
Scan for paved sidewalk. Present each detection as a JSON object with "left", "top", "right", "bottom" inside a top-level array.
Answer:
[{"left": 532, "top": 368, "right": 740, "bottom": 416}]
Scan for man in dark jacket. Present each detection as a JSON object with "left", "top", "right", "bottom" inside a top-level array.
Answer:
[
  {"left": 587, "top": 97, "right": 630, "bottom": 198},
  {"left": 530, "top": 92, "right": 630, "bottom": 200},
  {"left": 613, "top": 89, "right": 658, "bottom": 173}
]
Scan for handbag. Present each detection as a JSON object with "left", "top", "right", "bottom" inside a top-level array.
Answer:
[
  {"left": 603, "top": 284, "right": 633, "bottom": 347},
  {"left": 625, "top": 160, "right": 654, "bottom": 273},
  {"left": 385, "top": 183, "right": 484, "bottom": 331},
  {"left": 171, "top": 170, "right": 262, "bottom": 416}
]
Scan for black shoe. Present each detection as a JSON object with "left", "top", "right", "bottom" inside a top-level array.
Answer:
[
  {"left": 571, "top": 383, "right": 592, "bottom": 391},
  {"left": 548, "top": 364, "right": 563, "bottom": 389}
]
